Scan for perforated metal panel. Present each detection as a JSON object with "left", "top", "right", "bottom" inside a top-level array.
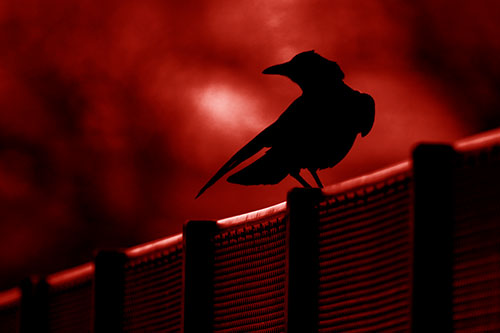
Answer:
[
  {"left": 317, "top": 169, "right": 412, "bottom": 332},
  {"left": 0, "top": 288, "right": 21, "bottom": 333},
  {"left": 212, "top": 208, "right": 287, "bottom": 332},
  {"left": 122, "top": 236, "right": 183, "bottom": 332},
  {"left": 46, "top": 263, "right": 94, "bottom": 332},
  {"left": 452, "top": 137, "right": 500, "bottom": 332}
]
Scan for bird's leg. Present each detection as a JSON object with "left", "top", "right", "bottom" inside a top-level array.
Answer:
[
  {"left": 308, "top": 168, "right": 324, "bottom": 188},
  {"left": 291, "top": 172, "right": 312, "bottom": 188}
]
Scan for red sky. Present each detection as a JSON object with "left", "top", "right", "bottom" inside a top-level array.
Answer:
[{"left": 1, "top": 0, "right": 499, "bottom": 289}]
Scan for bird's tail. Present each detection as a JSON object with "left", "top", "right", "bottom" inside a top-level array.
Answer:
[
  {"left": 195, "top": 128, "right": 271, "bottom": 198},
  {"left": 227, "top": 152, "right": 288, "bottom": 185}
]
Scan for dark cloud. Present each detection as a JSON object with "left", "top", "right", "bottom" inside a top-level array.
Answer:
[{"left": 1, "top": 0, "right": 499, "bottom": 288}]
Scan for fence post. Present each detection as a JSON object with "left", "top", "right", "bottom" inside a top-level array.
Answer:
[
  {"left": 20, "top": 276, "right": 47, "bottom": 333},
  {"left": 412, "top": 143, "right": 455, "bottom": 332},
  {"left": 286, "top": 187, "right": 322, "bottom": 333},
  {"left": 94, "top": 250, "right": 127, "bottom": 332},
  {"left": 182, "top": 220, "right": 217, "bottom": 333}
]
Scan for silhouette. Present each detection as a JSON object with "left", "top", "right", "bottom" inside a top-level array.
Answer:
[{"left": 196, "top": 51, "right": 375, "bottom": 198}]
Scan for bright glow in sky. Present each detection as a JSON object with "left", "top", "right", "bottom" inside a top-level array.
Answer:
[{"left": 195, "top": 84, "right": 264, "bottom": 134}]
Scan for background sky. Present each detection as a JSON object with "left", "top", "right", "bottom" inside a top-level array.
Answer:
[{"left": 1, "top": 0, "right": 499, "bottom": 289}]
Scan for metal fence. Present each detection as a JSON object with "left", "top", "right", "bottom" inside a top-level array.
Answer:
[{"left": 1, "top": 128, "right": 499, "bottom": 332}]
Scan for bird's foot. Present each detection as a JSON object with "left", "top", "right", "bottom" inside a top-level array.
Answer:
[
  {"left": 291, "top": 172, "right": 312, "bottom": 188},
  {"left": 308, "top": 169, "right": 324, "bottom": 188}
]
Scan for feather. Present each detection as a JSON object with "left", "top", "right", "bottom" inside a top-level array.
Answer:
[{"left": 195, "top": 126, "right": 273, "bottom": 198}]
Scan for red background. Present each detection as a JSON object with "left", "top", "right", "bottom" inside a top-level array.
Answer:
[{"left": 1, "top": 0, "right": 499, "bottom": 289}]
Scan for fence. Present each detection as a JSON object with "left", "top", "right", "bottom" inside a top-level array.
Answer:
[
  {"left": 0, "top": 128, "right": 499, "bottom": 332},
  {"left": 0, "top": 287, "right": 21, "bottom": 332}
]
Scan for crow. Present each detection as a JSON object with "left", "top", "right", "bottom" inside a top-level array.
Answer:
[{"left": 196, "top": 50, "right": 374, "bottom": 198}]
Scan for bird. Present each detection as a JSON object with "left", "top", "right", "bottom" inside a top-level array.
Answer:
[{"left": 196, "top": 50, "right": 375, "bottom": 198}]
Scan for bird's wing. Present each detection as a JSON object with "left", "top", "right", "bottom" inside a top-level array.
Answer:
[
  {"left": 356, "top": 92, "right": 375, "bottom": 137},
  {"left": 195, "top": 125, "right": 275, "bottom": 198},
  {"left": 226, "top": 149, "right": 289, "bottom": 185}
]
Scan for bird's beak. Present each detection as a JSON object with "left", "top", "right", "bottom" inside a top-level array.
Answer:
[{"left": 262, "top": 62, "right": 290, "bottom": 75}]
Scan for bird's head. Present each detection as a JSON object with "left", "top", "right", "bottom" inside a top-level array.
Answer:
[{"left": 262, "top": 50, "right": 344, "bottom": 90}]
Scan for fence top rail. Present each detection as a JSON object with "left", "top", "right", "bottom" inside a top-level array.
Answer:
[
  {"left": 45, "top": 262, "right": 94, "bottom": 287},
  {"left": 217, "top": 162, "right": 410, "bottom": 228},
  {"left": 322, "top": 160, "right": 411, "bottom": 197},
  {"left": 454, "top": 127, "right": 500, "bottom": 152},
  {"left": 217, "top": 201, "right": 287, "bottom": 228},
  {"left": 125, "top": 233, "right": 182, "bottom": 258},
  {"left": 0, "top": 287, "right": 21, "bottom": 308}
]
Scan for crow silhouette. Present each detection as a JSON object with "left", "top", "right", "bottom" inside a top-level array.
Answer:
[{"left": 196, "top": 50, "right": 374, "bottom": 198}]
